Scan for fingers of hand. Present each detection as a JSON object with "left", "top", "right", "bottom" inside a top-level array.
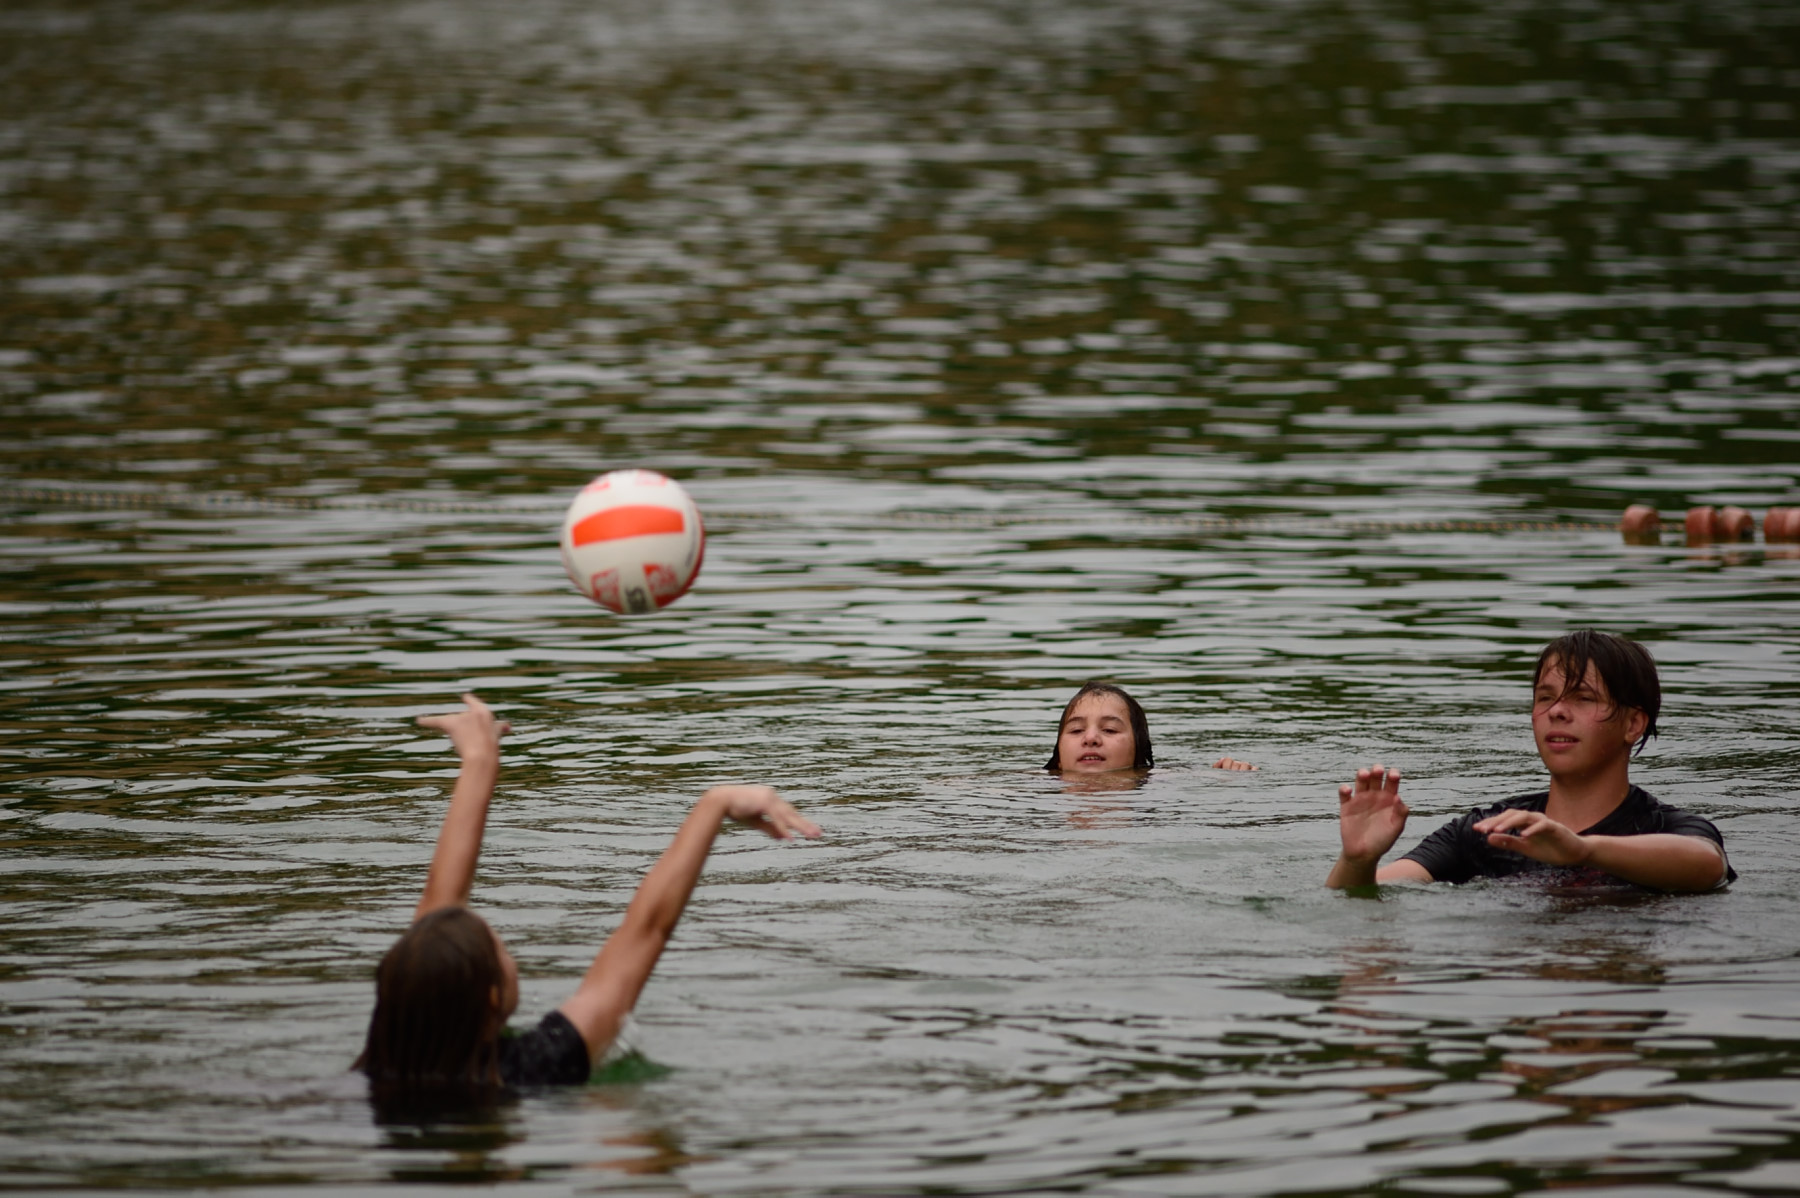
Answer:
[
  {"left": 751, "top": 813, "right": 821, "bottom": 841},
  {"left": 416, "top": 710, "right": 508, "bottom": 741},
  {"left": 779, "top": 805, "right": 823, "bottom": 839},
  {"left": 1347, "top": 764, "right": 1401, "bottom": 805},
  {"left": 464, "top": 695, "right": 509, "bottom": 737},
  {"left": 710, "top": 785, "right": 812, "bottom": 834},
  {"left": 1353, "top": 764, "right": 1398, "bottom": 795},
  {"left": 1475, "top": 810, "right": 1533, "bottom": 836},
  {"left": 1484, "top": 822, "right": 1546, "bottom": 856},
  {"left": 753, "top": 799, "right": 822, "bottom": 840},
  {"left": 415, "top": 698, "right": 512, "bottom": 756}
]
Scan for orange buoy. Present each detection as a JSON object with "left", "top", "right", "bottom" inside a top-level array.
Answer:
[
  {"left": 1620, "top": 505, "right": 1661, "bottom": 545},
  {"left": 1716, "top": 506, "right": 1754, "bottom": 542},
  {"left": 1685, "top": 506, "right": 1717, "bottom": 545}
]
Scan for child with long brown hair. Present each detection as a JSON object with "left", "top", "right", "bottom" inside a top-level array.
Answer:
[{"left": 357, "top": 693, "right": 820, "bottom": 1100}]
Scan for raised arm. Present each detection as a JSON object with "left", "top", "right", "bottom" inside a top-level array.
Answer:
[
  {"left": 558, "top": 785, "right": 821, "bottom": 1063},
  {"left": 413, "top": 693, "right": 511, "bottom": 922},
  {"left": 1326, "top": 764, "right": 1433, "bottom": 888},
  {"left": 1472, "top": 809, "right": 1727, "bottom": 892}
]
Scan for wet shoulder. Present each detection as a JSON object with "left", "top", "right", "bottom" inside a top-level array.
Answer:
[
  {"left": 1602, "top": 786, "right": 1728, "bottom": 845},
  {"left": 498, "top": 1011, "right": 592, "bottom": 1088}
]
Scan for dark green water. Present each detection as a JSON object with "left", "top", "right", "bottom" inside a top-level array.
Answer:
[{"left": 2, "top": 0, "right": 1799, "bottom": 1193}]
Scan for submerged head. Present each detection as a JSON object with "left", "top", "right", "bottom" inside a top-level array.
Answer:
[
  {"left": 1531, "top": 630, "right": 1660, "bottom": 772},
  {"left": 1046, "top": 682, "right": 1153, "bottom": 773},
  {"left": 358, "top": 906, "right": 519, "bottom": 1095}
]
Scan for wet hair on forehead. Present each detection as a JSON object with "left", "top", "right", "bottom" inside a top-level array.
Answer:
[
  {"left": 1532, "top": 629, "right": 1661, "bottom": 755},
  {"left": 1046, "top": 681, "right": 1154, "bottom": 771}
]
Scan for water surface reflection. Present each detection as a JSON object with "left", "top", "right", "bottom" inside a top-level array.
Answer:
[{"left": 3, "top": 0, "right": 1799, "bottom": 1193}]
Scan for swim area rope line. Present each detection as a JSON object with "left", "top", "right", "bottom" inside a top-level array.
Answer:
[{"left": 0, "top": 482, "right": 1622, "bottom": 535}]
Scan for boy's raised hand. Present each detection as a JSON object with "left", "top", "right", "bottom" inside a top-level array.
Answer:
[
  {"left": 705, "top": 784, "right": 823, "bottom": 841},
  {"left": 417, "top": 692, "right": 511, "bottom": 760},
  {"left": 1338, "top": 764, "right": 1408, "bottom": 865}
]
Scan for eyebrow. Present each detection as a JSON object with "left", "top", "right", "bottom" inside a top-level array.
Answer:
[{"left": 1534, "top": 681, "right": 1606, "bottom": 703}]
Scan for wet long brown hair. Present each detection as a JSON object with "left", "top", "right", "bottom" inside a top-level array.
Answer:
[
  {"left": 357, "top": 906, "right": 507, "bottom": 1097},
  {"left": 1045, "top": 681, "right": 1154, "bottom": 771}
]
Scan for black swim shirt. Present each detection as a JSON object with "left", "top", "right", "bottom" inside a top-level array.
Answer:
[
  {"left": 1398, "top": 785, "right": 1734, "bottom": 887},
  {"left": 499, "top": 1010, "right": 592, "bottom": 1087}
]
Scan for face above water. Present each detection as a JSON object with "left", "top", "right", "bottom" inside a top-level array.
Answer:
[
  {"left": 1531, "top": 657, "right": 1643, "bottom": 779},
  {"left": 1057, "top": 693, "right": 1138, "bottom": 773}
]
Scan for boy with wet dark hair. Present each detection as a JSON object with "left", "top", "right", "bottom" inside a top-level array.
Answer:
[{"left": 1327, "top": 630, "right": 1733, "bottom": 892}]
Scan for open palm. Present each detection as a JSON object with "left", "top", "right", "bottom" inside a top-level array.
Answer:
[{"left": 1338, "top": 765, "right": 1408, "bottom": 863}]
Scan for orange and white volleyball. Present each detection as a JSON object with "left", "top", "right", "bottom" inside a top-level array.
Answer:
[{"left": 559, "top": 470, "right": 705, "bottom": 614}]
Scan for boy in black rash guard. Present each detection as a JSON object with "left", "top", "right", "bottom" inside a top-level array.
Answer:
[{"left": 1326, "top": 630, "right": 1733, "bottom": 892}]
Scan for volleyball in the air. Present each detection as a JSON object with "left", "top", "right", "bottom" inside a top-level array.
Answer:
[{"left": 559, "top": 469, "right": 706, "bottom": 614}]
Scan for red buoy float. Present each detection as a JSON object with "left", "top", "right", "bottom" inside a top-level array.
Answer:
[{"left": 1620, "top": 505, "right": 1662, "bottom": 545}]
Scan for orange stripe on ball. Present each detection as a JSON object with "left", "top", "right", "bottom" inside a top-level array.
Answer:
[{"left": 570, "top": 504, "right": 686, "bottom": 546}]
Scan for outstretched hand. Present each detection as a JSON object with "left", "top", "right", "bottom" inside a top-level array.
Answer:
[
  {"left": 1474, "top": 808, "right": 1591, "bottom": 867},
  {"left": 417, "top": 692, "right": 511, "bottom": 760},
  {"left": 706, "top": 784, "right": 822, "bottom": 841},
  {"left": 1338, "top": 763, "right": 1408, "bottom": 865},
  {"left": 1212, "top": 756, "right": 1257, "bottom": 771}
]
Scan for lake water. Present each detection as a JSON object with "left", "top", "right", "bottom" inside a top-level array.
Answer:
[{"left": 3, "top": 0, "right": 1800, "bottom": 1193}]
